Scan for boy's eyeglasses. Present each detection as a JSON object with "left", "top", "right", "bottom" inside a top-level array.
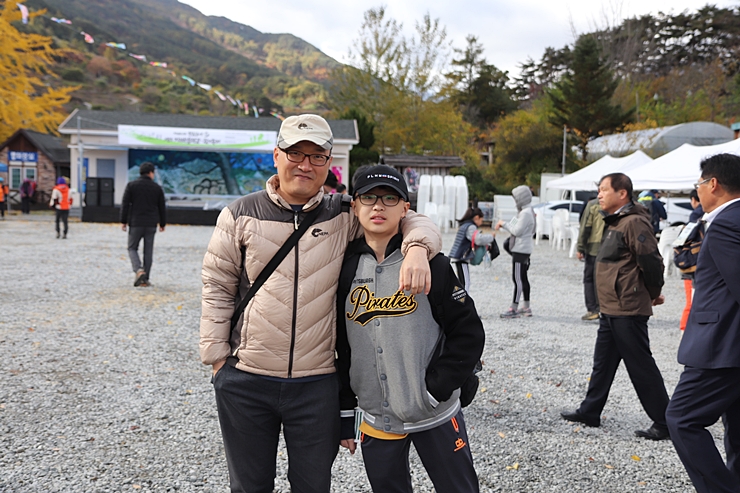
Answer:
[
  {"left": 279, "top": 148, "right": 330, "bottom": 166},
  {"left": 358, "top": 194, "right": 401, "bottom": 207}
]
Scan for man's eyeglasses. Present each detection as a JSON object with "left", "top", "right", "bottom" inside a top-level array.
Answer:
[
  {"left": 357, "top": 193, "right": 401, "bottom": 207},
  {"left": 279, "top": 148, "right": 330, "bottom": 166},
  {"left": 694, "top": 177, "right": 711, "bottom": 190}
]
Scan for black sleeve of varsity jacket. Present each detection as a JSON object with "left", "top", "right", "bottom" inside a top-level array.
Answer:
[
  {"left": 425, "top": 255, "right": 486, "bottom": 403},
  {"left": 336, "top": 248, "right": 361, "bottom": 441}
]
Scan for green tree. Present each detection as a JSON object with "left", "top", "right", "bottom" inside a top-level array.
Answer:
[
  {"left": 492, "top": 99, "right": 576, "bottom": 189},
  {"left": 548, "top": 35, "right": 633, "bottom": 161},
  {"left": 445, "top": 35, "right": 516, "bottom": 128},
  {"left": 329, "top": 7, "right": 474, "bottom": 158}
]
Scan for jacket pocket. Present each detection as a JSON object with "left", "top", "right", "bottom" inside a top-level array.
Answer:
[{"left": 693, "top": 311, "right": 719, "bottom": 324}]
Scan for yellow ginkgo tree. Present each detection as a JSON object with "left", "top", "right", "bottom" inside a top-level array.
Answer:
[{"left": 0, "top": 3, "right": 79, "bottom": 142}]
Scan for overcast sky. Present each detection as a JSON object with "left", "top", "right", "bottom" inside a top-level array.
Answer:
[{"left": 180, "top": 0, "right": 738, "bottom": 76}]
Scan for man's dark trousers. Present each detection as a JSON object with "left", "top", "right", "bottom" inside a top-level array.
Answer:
[
  {"left": 666, "top": 367, "right": 740, "bottom": 493},
  {"left": 55, "top": 209, "right": 69, "bottom": 236},
  {"left": 212, "top": 364, "right": 340, "bottom": 493},
  {"left": 583, "top": 254, "right": 599, "bottom": 313},
  {"left": 127, "top": 226, "right": 156, "bottom": 279},
  {"left": 577, "top": 315, "right": 670, "bottom": 429}
]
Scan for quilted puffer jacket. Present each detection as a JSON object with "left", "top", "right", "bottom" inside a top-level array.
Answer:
[{"left": 200, "top": 175, "right": 442, "bottom": 378}]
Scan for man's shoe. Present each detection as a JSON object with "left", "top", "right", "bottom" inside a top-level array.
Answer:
[
  {"left": 56, "top": 232, "right": 60, "bottom": 239},
  {"left": 560, "top": 411, "right": 600, "bottom": 428},
  {"left": 581, "top": 311, "right": 599, "bottom": 321},
  {"left": 134, "top": 269, "right": 147, "bottom": 287},
  {"left": 634, "top": 425, "right": 670, "bottom": 441},
  {"left": 518, "top": 307, "right": 533, "bottom": 317},
  {"left": 500, "top": 307, "right": 520, "bottom": 319},
  {"left": 62, "top": 233, "right": 67, "bottom": 239}
]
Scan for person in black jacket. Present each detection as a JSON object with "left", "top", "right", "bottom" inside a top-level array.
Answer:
[
  {"left": 120, "top": 162, "right": 166, "bottom": 287},
  {"left": 336, "top": 166, "right": 484, "bottom": 492}
]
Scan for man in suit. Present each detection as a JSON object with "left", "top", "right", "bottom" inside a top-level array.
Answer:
[
  {"left": 561, "top": 172, "right": 670, "bottom": 440},
  {"left": 666, "top": 153, "right": 740, "bottom": 493}
]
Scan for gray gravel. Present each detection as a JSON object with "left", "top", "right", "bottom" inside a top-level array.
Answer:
[{"left": 0, "top": 214, "right": 724, "bottom": 492}]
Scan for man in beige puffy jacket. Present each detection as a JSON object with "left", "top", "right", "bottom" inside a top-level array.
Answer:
[{"left": 200, "top": 114, "right": 442, "bottom": 493}]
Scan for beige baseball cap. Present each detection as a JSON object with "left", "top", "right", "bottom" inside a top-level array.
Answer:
[{"left": 277, "top": 114, "right": 333, "bottom": 150}]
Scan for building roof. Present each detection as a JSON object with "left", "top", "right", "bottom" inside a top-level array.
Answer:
[
  {"left": 380, "top": 154, "right": 465, "bottom": 168},
  {"left": 585, "top": 122, "right": 733, "bottom": 161},
  {"left": 0, "top": 128, "right": 70, "bottom": 163},
  {"left": 59, "top": 109, "right": 359, "bottom": 142}
]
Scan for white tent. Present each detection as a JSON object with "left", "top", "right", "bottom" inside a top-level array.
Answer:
[
  {"left": 629, "top": 138, "right": 740, "bottom": 191},
  {"left": 547, "top": 150, "right": 653, "bottom": 190}
]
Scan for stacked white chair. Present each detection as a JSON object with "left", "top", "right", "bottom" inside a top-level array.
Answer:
[
  {"left": 454, "top": 176, "right": 468, "bottom": 221},
  {"left": 423, "top": 201, "right": 439, "bottom": 228},
  {"left": 431, "top": 175, "right": 445, "bottom": 207},
  {"left": 443, "top": 176, "right": 457, "bottom": 230},
  {"left": 569, "top": 224, "right": 581, "bottom": 258},
  {"left": 437, "top": 204, "right": 451, "bottom": 233},
  {"left": 416, "top": 175, "right": 431, "bottom": 214}
]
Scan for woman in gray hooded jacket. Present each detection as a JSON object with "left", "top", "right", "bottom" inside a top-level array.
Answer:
[{"left": 495, "top": 185, "right": 536, "bottom": 318}]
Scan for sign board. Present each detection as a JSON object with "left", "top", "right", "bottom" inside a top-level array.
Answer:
[
  {"left": 0, "top": 163, "right": 7, "bottom": 172},
  {"left": 118, "top": 125, "right": 276, "bottom": 151},
  {"left": 9, "top": 151, "right": 37, "bottom": 162}
]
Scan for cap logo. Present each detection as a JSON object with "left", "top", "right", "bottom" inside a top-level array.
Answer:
[
  {"left": 366, "top": 173, "right": 400, "bottom": 183},
  {"left": 298, "top": 123, "right": 310, "bottom": 130}
]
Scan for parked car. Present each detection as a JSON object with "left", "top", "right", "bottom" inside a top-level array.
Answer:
[{"left": 532, "top": 200, "right": 584, "bottom": 223}]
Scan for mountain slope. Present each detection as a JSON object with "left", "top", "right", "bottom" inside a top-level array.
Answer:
[{"left": 22, "top": 0, "right": 340, "bottom": 114}]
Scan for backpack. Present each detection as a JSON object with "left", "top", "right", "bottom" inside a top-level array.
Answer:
[
  {"left": 470, "top": 230, "right": 487, "bottom": 266},
  {"left": 673, "top": 221, "right": 704, "bottom": 274}
]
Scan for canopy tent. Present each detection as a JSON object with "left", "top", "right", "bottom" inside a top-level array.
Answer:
[
  {"left": 547, "top": 150, "right": 653, "bottom": 190},
  {"left": 628, "top": 138, "right": 740, "bottom": 191}
]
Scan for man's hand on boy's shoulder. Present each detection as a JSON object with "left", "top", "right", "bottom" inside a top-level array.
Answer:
[{"left": 399, "top": 245, "right": 431, "bottom": 295}]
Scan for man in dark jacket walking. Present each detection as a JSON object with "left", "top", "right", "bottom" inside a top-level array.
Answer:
[
  {"left": 561, "top": 172, "right": 670, "bottom": 440},
  {"left": 121, "top": 162, "right": 166, "bottom": 287}
]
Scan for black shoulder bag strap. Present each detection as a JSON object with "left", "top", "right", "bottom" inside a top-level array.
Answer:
[{"left": 230, "top": 204, "right": 323, "bottom": 330}]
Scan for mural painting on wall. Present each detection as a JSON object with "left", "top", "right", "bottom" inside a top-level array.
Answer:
[{"left": 128, "top": 149, "right": 274, "bottom": 197}]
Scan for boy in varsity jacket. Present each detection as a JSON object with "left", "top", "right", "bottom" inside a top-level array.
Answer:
[{"left": 336, "top": 165, "right": 485, "bottom": 493}]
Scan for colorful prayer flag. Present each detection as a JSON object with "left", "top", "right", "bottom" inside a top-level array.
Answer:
[
  {"left": 129, "top": 54, "right": 147, "bottom": 62},
  {"left": 226, "top": 95, "right": 237, "bottom": 106},
  {"left": 17, "top": 4, "right": 29, "bottom": 24},
  {"left": 181, "top": 75, "right": 196, "bottom": 86},
  {"left": 51, "top": 17, "right": 72, "bottom": 24},
  {"left": 270, "top": 112, "right": 285, "bottom": 121},
  {"left": 253, "top": 106, "right": 259, "bottom": 118},
  {"left": 214, "top": 90, "right": 227, "bottom": 101},
  {"left": 197, "top": 83, "right": 212, "bottom": 91},
  {"left": 149, "top": 61, "right": 168, "bottom": 68},
  {"left": 81, "top": 32, "right": 94, "bottom": 44},
  {"left": 105, "top": 42, "right": 126, "bottom": 50}
]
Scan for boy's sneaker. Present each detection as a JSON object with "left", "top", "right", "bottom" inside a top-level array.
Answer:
[
  {"left": 134, "top": 269, "right": 147, "bottom": 287},
  {"left": 500, "top": 307, "right": 520, "bottom": 319},
  {"left": 518, "top": 307, "right": 533, "bottom": 317}
]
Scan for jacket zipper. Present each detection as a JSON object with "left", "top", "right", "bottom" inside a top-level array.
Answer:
[{"left": 287, "top": 210, "right": 300, "bottom": 377}]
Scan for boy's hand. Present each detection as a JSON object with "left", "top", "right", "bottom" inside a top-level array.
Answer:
[
  {"left": 340, "top": 439, "right": 356, "bottom": 454},
  {"left": 399, "top": 245, "right": 431, "bottom": 295}
]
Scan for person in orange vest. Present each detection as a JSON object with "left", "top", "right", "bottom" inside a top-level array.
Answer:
[
  {"left": 49, "top": 177, "right": 73, "bottom": 238},
  {"left": 0, "top": 177, "right": 8, "bottom": 219}
]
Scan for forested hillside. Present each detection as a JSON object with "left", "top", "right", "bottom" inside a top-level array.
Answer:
[{"left": 17, "top": 0, "right": 339, "bottom": 115}]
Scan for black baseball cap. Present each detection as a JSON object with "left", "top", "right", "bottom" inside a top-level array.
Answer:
[{"left": 353, "top": 165, "right": 409, "bottom": 201}]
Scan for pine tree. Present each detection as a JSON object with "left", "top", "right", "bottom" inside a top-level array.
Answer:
[
  {"left": 549, "top": 35, "right": 632, "bottom": 161},
  {"left": 0, "top": 4, "right": 78, "bottom": 142}
]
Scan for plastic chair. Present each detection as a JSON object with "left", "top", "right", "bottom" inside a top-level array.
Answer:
[
  {"left": 658, "top": 225, "right": 682, "bottom": 276},
  {"left": 551, "top": 209, "right": 571, "bottom": 251},
  {"left": 569, "top": 224, "right": 580, "bottom": 258}
]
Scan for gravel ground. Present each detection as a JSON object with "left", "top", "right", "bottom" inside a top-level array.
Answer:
[{"left": 0, "top": 214, "right": 724, "bottom": 492}]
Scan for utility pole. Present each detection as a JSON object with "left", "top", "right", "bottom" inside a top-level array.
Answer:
[
  {"left": 561, "top": 125, "right": 567, "bottom": 176},
  {"left": 77, "top": 115, "right": 84, "bottom": 192}
]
